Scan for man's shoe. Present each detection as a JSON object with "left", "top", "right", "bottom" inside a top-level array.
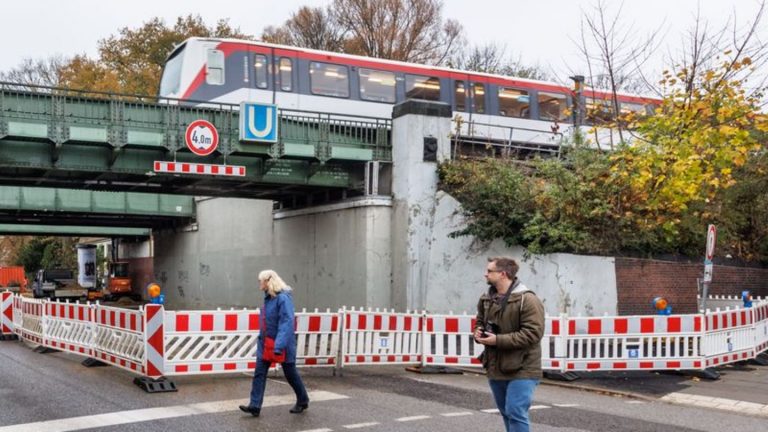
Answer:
[
  {"left": 239, "top": 405, "right": 260, "bottom": 417},
  {"left": 289, "top": 403, "right": 308, "bottom": 414}
]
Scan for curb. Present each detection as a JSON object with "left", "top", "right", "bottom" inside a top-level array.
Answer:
[{"left": 540, "top": 378, "right": 658, "bottom": 402}]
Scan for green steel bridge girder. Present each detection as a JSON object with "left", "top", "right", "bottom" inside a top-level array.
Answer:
[
  {"left": 0, "top": 84, "right": 392, "bottom": 198},
  {"left": 0, "top": 186, "right": 195, "bottom": 217},
  {"left": 0, "top": 224, "right": 151, "bottom": 237}
]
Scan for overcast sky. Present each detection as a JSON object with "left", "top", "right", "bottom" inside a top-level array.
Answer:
[{"left": 2, "top": 0, "right": 766, "bottom": 82}]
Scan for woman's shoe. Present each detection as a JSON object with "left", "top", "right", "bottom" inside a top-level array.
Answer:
[
  {"left": 239, "top": 405, "right": 260, "bottom": 417},
  {"left": 289, "top": 403, "right": 308, "bottom": 414}
]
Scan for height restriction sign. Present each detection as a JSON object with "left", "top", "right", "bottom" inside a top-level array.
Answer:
[{"left": 185, "top": 120, "right": 219, "bottom": 156}]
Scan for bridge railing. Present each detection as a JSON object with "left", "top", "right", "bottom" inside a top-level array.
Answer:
[
  {"left": 451, "top": 118, "right": 566, "bottom": 159},
  {"left": 0, "top": 81, "right": 392, "bottom": 162}
]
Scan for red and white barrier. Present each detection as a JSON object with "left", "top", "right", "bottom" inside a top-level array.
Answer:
[
  {"left": 341, "top": 307, "right": 422, "bottom": 366},
  {"left": 564, "top": 314, "right": 704, "bottom": 371},
  {"left": 4, "top": 293, "right": 768, "bottom": 388},
  {"left": 91, "top": 304, "right": 146, "bottom": 374},
  {"left": 296, "top": 308, "right": 341, "bottom": 367},
  {"left": 163, "top": 308, "right": 259, "bottom": 375},
  {"left": 43, "top": 300, "right": 94, "bottom": 356},
  {"left": 421, "top": 313, "right": 481, "bottom": 367},
  {"left": 1, "top": 291, "right": 14, "bottom": 337}
]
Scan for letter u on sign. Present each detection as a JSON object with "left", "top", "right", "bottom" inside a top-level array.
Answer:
[{"left": 239, "top": 102, "right": 279, "bottom": 143}]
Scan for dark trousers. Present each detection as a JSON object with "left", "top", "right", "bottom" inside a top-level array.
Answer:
[{"left": 249, "top": 360, "right": 309, "bottom": 409}]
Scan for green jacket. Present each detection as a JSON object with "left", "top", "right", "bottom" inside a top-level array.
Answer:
[{"left": 475, "top": 283, "right": 545, "bottom": 380}]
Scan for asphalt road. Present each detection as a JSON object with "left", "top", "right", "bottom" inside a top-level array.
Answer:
[{"left": 1, "top": 340, "right": 766, "bottom": 432}]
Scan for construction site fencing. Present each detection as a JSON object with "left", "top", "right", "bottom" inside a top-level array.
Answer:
[{"left": 2, "top": 292, "right": 768, "bottom": 385}]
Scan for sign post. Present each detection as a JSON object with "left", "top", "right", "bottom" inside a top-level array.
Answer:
[{"left": 700, "top": 224, "right": 716, "bottom": 311}]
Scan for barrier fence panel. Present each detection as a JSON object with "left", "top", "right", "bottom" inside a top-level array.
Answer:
[
  {"left": 16, "top": 297, "right": 44, "bottom": 344},
  {"left": 162, "top": 308, "right": 259, "bottom": 376},
  {"left": 43, "top": 300, "right": 95, "bottom": 357},
  {"left": 564, "top": 314, "right": 704, "bottom": 371},
  {"left": 754, "top": 300, "right": 768, "bottom": 354},
  {"left": 1, "top": 291, "right": 13, "bottom": 337},
  {"left": 422, "top": 312, "right": 481, "bottom": 367},
  {"left": 295, "top": 308, "right": 340, "bottom": 367},
  {"left": 542, "top": 315, "right": 568, "bottom": 372},
  {"left": 341, "top": 307, "right": 422, "bottom": 367},
  {"left": 91, "top": 304, "right": 146, "bottom": 375},
  {"left": 702, "top": 306, "right": 756, "bottom": 367}
]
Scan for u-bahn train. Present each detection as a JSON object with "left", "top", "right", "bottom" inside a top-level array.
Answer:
[{"left": 159, "top": 37, "right": 657, "bottom": 148}]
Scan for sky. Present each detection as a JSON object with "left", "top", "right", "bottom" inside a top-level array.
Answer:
[{"left": 2, "top": 0, "right": 766, "bottom": 83}]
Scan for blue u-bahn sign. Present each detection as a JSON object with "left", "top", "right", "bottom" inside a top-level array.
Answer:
[{"left": 239, "top": 102, "right": 278, "bottom": 143}]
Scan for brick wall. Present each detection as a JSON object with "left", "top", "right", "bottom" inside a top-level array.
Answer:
[{"left": 615, "top": 257, "right": 768, "bottom": 315}]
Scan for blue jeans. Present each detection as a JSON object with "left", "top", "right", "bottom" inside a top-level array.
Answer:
[
  {"left": 488, "top": 378, "right": 539, "bottom": 432},
  {"left": 249, "top": 360, "right": 309, "bottom": 409}
]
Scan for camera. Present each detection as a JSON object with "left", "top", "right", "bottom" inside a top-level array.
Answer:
[{"left": 483, "top": 321, "right": 500, "bottom": 337}]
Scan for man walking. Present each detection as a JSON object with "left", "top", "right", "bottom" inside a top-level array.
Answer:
[{"left": 474, "top": 257, "right": 545, "bottom": 432}]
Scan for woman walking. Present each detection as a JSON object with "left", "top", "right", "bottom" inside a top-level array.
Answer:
[{"left": 240, "top": 270, "right": 310, "bottom": 417}]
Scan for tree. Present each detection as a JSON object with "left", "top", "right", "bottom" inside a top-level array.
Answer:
[
  {"left": 0, "top": 56, "right": 69, "bottom": 87},
  {"left": 262, "top": 6, "right": 346, "bottom": 52},
  {"left": 262, "top": 0, "right": 463, "bottom": 65},
  {"left": 448, "top": 43, "right": 551, "bottom": 80},
  {"left": 14, "top": 237, "right": 79, "bottom": 272}
]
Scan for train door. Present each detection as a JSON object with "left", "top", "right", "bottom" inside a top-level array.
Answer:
[
  {"left": 273, "top": 54, "right": 298, "bottom": 110},
  {"left": 251, "top": 50, "right": 271, "bottom": 104}
]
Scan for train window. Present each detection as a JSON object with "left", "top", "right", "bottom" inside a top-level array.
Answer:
[
  {"left": 159, "top": 47, "right": 184, "bottom": 96},
  {"left": 206, "top": 49, "right": 225, "bottom": 85},
  {"left": 405, "top": 75, "right": 440, "bottom": 101},
  {"left": 538, "top": 92, "right": 568, "bottom": 121},
  {"left": 359, "top": 68, "right": 395, "bottom": 102},
  {"left": 279, "top": 58, "right": 293, "bottom": 91},
  {"left": 310, "top": 62, "right": 350, "bottom": 98},
  {"left": 455, "top": 81, "right": 466, "bottom": 111},
  {"left": 472, "top": 83, "right": 485, "bottom": 114},
  {"left": 619, "top": 102, "right": 646, "bottom": 117},
  {"left": 254, "top": 54, "right": 268, "bottom": 89},
  {"left": 498, "top": 87, "right": 530, "bottom": 118},
  {"left": 586, "top": 99, "right": 614, "bottom": 123}
]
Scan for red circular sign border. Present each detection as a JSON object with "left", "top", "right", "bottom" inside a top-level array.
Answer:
[
  {"left": 705, "top": 224, "right": 717, "bottom": 260},
  {"left": 185, "top": 120, "right": 219, "bottom": 156}
]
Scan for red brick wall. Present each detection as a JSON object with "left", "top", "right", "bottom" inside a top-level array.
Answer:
[{"left": 615, "top": 257, "right": 768, "bottom": 315}]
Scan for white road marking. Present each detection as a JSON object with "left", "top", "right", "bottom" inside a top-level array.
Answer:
[
  {"left": 440, "top": 411, "right": 474, "bottom": 417},
  {"left": 0, "top": 390, "right": 347, "bottom": 432},
  {"left": 530, "top": 405, "right": 550, "bottom": 410},
  {"left": 660, "top": 392, "right": 768, "bottom": 417},
  {"left": 553, "top": 403, "right": 580, "bottom": 408},
  {"left": 396, "top": 415, "right": 431, "bottom": 422},
  {"left": 625, "top": 400, "right": 646, "bottom": 404},
  {"left": 298, "top": 429, "right": 333, "bottom": 432},
  {"left": 343, "top": 422, "right": 380, "bottom": 429},
  {"left": 481, "top": 408, "right": 500, "bottom": 414}
]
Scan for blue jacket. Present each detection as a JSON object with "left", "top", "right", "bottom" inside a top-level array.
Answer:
[{"left": 257, "top": 288, "right": 297, "bottom": 363}]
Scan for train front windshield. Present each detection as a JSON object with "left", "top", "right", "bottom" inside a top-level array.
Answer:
[{"left": 159, "top": 44, "right": 185, "bottom": 97}]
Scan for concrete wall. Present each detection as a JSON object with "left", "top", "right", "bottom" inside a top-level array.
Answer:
[
  {"left": 154, "top": 197, "right": 274, "bottom": 309},
  {"left": 154, "top": 197, "right": 392, "bottom": 311},
  {"left": 425, "top": 192, "right": 618, "bottom": 316},
  {"left": 273, "top": 198, "right": 392, "bottom": 310}
]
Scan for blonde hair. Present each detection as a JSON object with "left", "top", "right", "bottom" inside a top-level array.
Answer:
[{"left": 258, "top": 269, "right": 287, "bottom": 297}]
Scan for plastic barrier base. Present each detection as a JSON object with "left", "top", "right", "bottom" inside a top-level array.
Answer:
[
  {"left": 32, "top": 346, "right": 59, "bottom": 354},
  {"left": 0, "top": 334, "right": 17, "bottom": 341},
  {"left": 748, "top": 354, "right": 768, "bottom": 366},
  {"left": 544, "top": 371, "right": 581, "bottom": 382},
  {"left": 693, "top": 368, "right": 721, "bottom": 381},
  {"left": 82, "top": 358, "right": 108, "bottom": 368},
  {"left": 133, "top": 376, "right": 178, "bottom": 393}
]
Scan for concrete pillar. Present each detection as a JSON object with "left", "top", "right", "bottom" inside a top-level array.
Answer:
[{"left": 390, "top": 100, "right": 452, "bottom": 311}]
